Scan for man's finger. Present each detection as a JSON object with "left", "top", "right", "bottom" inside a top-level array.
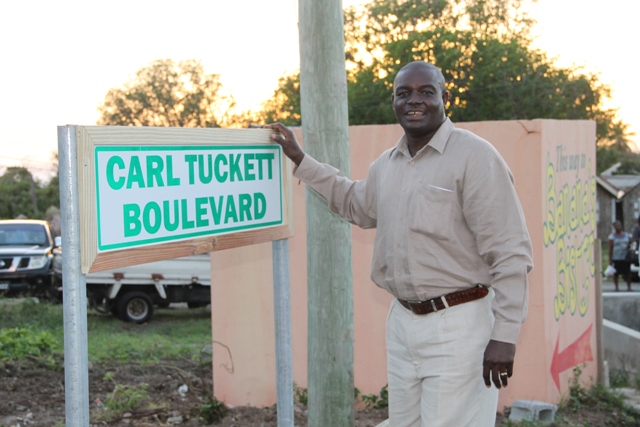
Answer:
[
  {"left": 500, "top": 370, "right": 508, "bottom": 388},
  {"left": 482, "top": 364, "right": 491, "bottom": 388},
  {"left": 491, "top": 367, "right": 502, "bottom": 389}
]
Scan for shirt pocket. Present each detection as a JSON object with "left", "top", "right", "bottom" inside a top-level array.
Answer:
[{"left": 409, "top": 184, "right": 458, "bottom": 241}]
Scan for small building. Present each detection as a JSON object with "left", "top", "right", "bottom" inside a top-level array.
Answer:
[{"left": 596, "top": 171, "right": 640, "bottom": 240}]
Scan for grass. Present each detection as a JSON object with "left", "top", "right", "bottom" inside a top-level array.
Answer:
[
  {"left": 503, "top": 366, "right": 640, "bottom": 426},
  {"left": 0, "top": 298, "right": 212, "bottom": 364}
]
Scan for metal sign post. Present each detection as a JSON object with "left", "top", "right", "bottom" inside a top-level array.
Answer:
[
  {"left": 58, "top": 125, "right": 294, "bottom": 426},
  {"left": 58, "top": 125, "right": 90, "bottom": 426},
  {"left": 272, "top": 238, "right": 293, "bottom": 426}
]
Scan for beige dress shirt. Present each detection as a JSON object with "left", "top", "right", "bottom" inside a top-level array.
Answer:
[{"left": 293, "top": 118, "right": 533, "bottom": 343}]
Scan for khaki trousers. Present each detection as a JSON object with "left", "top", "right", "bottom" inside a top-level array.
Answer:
[{"left": 386, "top": 294, "right": 499, "bottom": 427}]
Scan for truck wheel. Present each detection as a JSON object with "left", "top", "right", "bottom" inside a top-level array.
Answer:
[{"left": 116, "top": 291, "right": 154, "bottom": 323}]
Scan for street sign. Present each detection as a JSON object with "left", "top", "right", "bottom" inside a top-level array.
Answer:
[
  {"left": 95, "top": 145, "right": 283, "bottom": 251},
  {"left": 74, "top": 126, "right": 293, "bottom": 273}
]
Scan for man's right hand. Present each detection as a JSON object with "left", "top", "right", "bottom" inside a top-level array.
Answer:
[{"left": 265, "top": 123, "right": 305, "bottom": 166}]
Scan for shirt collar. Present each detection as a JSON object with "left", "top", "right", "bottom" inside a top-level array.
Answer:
[{"left": 392, "top": 118, "right": 454, "bottom": 158}]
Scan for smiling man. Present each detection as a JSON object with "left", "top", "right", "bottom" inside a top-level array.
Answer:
[{"left": 267, "top": 61, "right": 533, "bottom": 427}]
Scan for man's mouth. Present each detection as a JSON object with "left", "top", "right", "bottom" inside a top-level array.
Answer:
[{"left": 406, "top": 110, "right": 425, "bottom": 117}]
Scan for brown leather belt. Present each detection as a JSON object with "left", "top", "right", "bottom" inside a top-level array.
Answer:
[{"left": 397, "top": 285, "right": 489, "bottom": 315}]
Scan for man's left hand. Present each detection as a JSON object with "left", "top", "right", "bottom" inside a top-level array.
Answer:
[{"left": 482, "top": 339, "right": 515, "bottom": 389}]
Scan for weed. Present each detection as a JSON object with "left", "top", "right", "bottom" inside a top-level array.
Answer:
[
  {"left": 0, "top": 327, "right": 58, "bottom": 363},
  {"left": 558, "top": 365, "right": 640, "bottom": 425},
  {"left": 361, "top": 384, "right": 388, "bottom": 409},
  {"left": 104, "top": 383, "right": 149, "bottom": 413},
  {"left": 294, "top": 383, "right": 308, "bottom": 406},
  {"left": 198, "top": 397, "right": 228, "bottom": 424}
]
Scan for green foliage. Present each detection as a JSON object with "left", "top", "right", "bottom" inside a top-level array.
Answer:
[
  {"left": 0, "top": 154, "right": 59, "bottom": 219},
  {"left": 1, "top": 167, "right": 42, "bottom": 219},
  {"left": 361, "top": 384, "right": 388, "bottom": 409},
  {"left": 253, "top": 72, "right": 301, "bottom": 127},
  {"left": 0, "top": 327, "right": 58, "bottom": 361},
  {"left": 0, "top": 299, "right": 212, "bottom": 364},
  {"left": 104, "top": 382, "right": 150, "bottom": 413},
  {"left": 98, "top": 59, "right": 236, "bottom": 128},
  {"left": 294, "top": 383, "right": 308, "bottom": 406},
  {"left": 562, "top": 365, "right": 640, "bottom": 424},
  {"left": 252, "top": 0, "right": 634, "bottom": 154},
  {"left": 87, "top": 307, "right": 213, "bottom": 363},
  {"left": 198, "top": 397, "right": 229, "bottom": 424},
  {"left": 341, "top": 0, "right": 632, "bottom": 149}
]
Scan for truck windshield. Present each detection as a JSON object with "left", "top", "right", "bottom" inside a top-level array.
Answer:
[{"left": 0, "top": 224, "right": 48, "bottom": 246}]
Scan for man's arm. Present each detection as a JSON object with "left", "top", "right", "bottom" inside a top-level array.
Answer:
[
  {"left": 461, "top": 146, "right": 533, "bottom": 389},
  {"left": 265, "top": 122, "right": 377, "bottom": 229}
]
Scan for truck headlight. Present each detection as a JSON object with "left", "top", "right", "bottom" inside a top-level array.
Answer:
[{"left": 28, "top": 255, "right": 49, "bottom": 269}]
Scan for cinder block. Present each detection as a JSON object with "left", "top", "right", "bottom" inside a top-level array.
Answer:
[{"left": 509, "top": 400, "right": 558, "bottom": 423}]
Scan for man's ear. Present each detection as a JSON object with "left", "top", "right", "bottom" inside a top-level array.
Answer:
[{"left": 442, "top": 90, "right": 450, "bottom": 106}]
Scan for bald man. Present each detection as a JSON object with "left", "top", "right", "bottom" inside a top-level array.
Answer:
[{"left": 267, "top": 61, "right": 532, "bottom": 427}]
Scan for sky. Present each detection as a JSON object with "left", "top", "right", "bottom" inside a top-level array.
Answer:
[{"left": 0, "top": 0, "right": 638, "bottom": 181}]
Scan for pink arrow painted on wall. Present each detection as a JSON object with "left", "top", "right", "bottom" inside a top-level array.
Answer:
[{"left": 550, "top": 324, "right": 594, "bottom": 391}]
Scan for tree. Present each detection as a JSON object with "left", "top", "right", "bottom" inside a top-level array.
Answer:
[
  {"left": 98, "top": 59, "right": 236, "bottom": 128},
  {"left": 0, "top": 167, "right": 40, "bottom": 219},
  {"left": 253, "top": 0, "right": 634, "bottom": 152}
]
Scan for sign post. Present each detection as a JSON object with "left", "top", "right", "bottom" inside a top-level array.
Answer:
[{"left": 58, "top": 125, "right": 294, "bottom": 426}]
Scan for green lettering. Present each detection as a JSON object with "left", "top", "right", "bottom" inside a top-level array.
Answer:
[
  {"left": 167, "top": 156, "right": 180, "bottom": 186},
  {"left": 106, "top": 156, "right": 125, "bottom": 190},
  {"left": 185, "top": 155, "right": 197, "bottom": 185},
  {"left": 254, "top": 192, "right": 266, "bottom": 220},
  {"left": 214, "top": 154, "right": 228, "bottom": 183},
  {"left": 143, "top": 202, "right": 161, "bottom": 234},
  {"left": 181, "top": 199, "right": 194, "bottom": 229},
  {"left": 126, "top": 156, "right": 145, "bottom": 189},
  {"left": 198, "top": 154, "right": 213, "bottom": 184},
  {"left": 243, "top": 154, "right": 256, "bottom": 181},
  {"left": 163, "top": 200, "right": 180, "bottom": 232},
  {"left": 229, "top": 154, "right": 243, "bottom": 182},
  {"left": 123, "top": 204, "right": 141, "bottom": 237},
  {"left": 145, "top": 155, "right": 165, "bottom": 188},
  {"left": 195, "top": 197, "right": 209, "bottom": 227},
  {"left": 224, "top": 195, "right": 238, "bottom": 223},
  {"left": 208, "top": 196, "right": 224, "bottom": 225},
  {"left": 256, "top": 153, "right": 275, "bottom": 180},
  {"left": 238, "top": 193, "right": 252, "bottom": 221}
]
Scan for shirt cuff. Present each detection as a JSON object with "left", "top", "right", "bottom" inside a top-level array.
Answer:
[
  {"left": 490, "top": 320, "right": 521, "bottom": 344},
  {"left": 292, "top": 154, "right": 319, "bottom": 181}
]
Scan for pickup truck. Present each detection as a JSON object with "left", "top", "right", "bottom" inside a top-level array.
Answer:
[
  {"left": 1, "top": 219, "right": 211, "bottom": 323},
  {"left": 0, "top": 219, "right": 58, "bottom": 298},
  {"left": 76, "top": 253, "right": 211, "bottom": 323}
]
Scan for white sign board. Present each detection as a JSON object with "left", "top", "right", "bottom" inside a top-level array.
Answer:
[
  {"left": 74, "top": 126, "right": 293, "bottom": 273},
  {"left": 95, "top": 145, "right": 283, "bottom": 251}
]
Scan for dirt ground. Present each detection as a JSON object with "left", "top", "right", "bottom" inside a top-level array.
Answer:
[
  {"left": 0, "top": 358, "right": 636, "bottom": 427},
  {"left": 0, "top": 359, "right": 388, "bottom": 427}
]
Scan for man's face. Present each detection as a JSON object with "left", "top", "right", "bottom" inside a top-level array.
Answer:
[{"left": 392, "top": 66, "right": 449, "bottom": 137}]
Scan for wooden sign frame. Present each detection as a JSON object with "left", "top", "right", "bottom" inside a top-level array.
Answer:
[{"left": 76, "top": 126, "right": 293, "bottom": 274}]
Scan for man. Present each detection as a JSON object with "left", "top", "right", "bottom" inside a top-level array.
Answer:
[{"left": 266, "top": 61, "right": 533, "bottom": 427}]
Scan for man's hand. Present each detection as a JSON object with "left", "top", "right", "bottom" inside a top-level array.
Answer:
[
  {"left": 482, "top": 339, "right": 515, "bottom": 389},
  {"left": 265, "top": 123, "right": 305, "bottom": 166}
]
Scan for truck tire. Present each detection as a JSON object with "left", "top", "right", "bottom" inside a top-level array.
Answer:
[{"left": 116, "top": 291, "right": 154, "bottom": 323}]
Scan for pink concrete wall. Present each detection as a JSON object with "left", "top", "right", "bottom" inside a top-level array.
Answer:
[{"left": 211, "top": 120, "right": 597, "bottom": 411}]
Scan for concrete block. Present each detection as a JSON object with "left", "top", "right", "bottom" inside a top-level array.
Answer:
[{"left": 509, "top": 400, "right": 558, "bottom": 423}]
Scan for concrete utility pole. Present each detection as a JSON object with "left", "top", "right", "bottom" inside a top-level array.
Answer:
[{"left": 298, "top": 1, "right": 354, "bottom": 426}]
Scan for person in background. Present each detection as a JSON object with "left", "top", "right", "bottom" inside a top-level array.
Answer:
[
  {"left": 267, "top": 61, "right": 533, "bottom": 427},
  {"left": 608, "top": 220, "right": 632, "bottom": 292}
]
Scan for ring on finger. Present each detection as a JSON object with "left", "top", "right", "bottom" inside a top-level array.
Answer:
[{"left": 500, "top": 372, "right": 508, "bottom": 377}]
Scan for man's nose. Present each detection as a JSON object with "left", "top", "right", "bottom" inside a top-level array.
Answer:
[{"left": 407, "top": 92, "right": 422, "bottom": 103}]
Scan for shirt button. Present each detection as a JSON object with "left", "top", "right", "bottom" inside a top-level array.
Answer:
[{"left": 409, "top": 161, "right": 415, "bottom": 165}]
